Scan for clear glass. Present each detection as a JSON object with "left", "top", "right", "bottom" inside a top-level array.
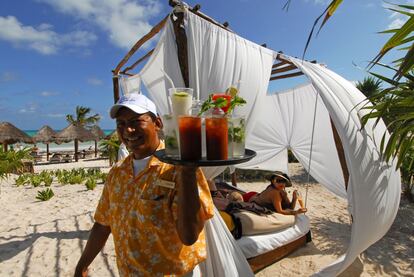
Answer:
[
  {"left": 162, "top": 114, "right": 180, "bottom": 158},
  {"left": 205, "top": 115, "right": 228, "bottom": 160},
  {"left": 228, "top": 116, "right": 246, "bottom": 158},
  {"left": 168, "top": 88, "right": 193, "bottom": 117},
  {"left": 178, "top": 115, "right": 202, "bottom": 161}
]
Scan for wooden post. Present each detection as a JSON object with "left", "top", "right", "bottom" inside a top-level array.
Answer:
[
  {"left": 171, "top": 12, "right": 189, "bottom": 87},
  {"left": 113, "top": 75, "right": 120, "bottom": 104},
  {"left": 74, "top": 139, "right": 79, "bottom": 162},
  {"left": 95, "top": 140, "right": 98, "bottom": 157},
  {"left": 46, "top": 143, "right": 50, "bottom": 161},
  {"left": 330, "top": 118, "right": 349, "bottom": 190}
]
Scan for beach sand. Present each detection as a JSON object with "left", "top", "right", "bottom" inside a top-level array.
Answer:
[{"left": 0, "top": 161, "right": 412, "bottom": 276}]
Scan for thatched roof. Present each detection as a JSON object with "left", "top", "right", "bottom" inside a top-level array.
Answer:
[
  {"left": 33, "top": 125, "right": 58, "bottom": 143},
  {"left": 90, "top": 125, "right": 105, "bottom": 140},
  {"left": 53, "top": 123, "right": 95, "bottom": 142},
  {"left": 0, "top": 122, "right": 33, "bottom": 144}
]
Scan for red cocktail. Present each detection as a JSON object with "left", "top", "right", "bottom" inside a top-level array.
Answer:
[
  {"left": 205, "top": 116, "right": 228, "bottom": 160},
  {"left": 178, "top": 116, "right": 202, "bottom": 160},
  {"left": 212, "top": 94, "right": 231, "bottom": 113}
]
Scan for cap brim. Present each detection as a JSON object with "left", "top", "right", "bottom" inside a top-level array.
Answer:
[{"left": 110, "top": 103, "right": 150, "bottom": 119}]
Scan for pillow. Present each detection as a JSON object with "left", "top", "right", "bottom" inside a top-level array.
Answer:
[
  {"left": 219, "top": 211, "right": 235, "bottom": 231},
  {"left": 233, "top": 211, "right": 295, "bottom": 236}
]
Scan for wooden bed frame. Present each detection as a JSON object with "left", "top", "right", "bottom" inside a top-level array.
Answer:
[{"left": 248, "top": 231, "right": 312, "bottom": 273}]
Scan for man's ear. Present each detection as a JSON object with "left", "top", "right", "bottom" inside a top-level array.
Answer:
[{"left": 154, "top": 116, "right": 163, "bottom": 131}]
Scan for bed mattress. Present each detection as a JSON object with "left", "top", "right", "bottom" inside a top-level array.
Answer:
[{"left": 236, "top": 214, "right": 310, "bottom": 258}]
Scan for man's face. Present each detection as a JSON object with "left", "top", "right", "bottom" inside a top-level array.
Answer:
[{"left": 116, "top": 108, "right": 162, "bottom": 159}]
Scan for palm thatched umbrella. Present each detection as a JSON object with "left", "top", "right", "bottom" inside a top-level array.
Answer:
[
  {"left": 90, "top": 125, "right": 105, "bottom": 157},
  {"left": 53, "top": 123, "right": 95, "bottom": 162},
  {"left": 0, "top": 122, "right": 33, "bottom": 151},
  {"left": 33, "top": 125, "right": 58, "bottom": 161}
]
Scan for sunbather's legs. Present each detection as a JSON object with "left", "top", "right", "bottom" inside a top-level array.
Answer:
[{"left": 293, "top": 190, "right": 305, "bottom": 209}]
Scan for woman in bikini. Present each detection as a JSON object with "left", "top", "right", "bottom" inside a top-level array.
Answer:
[{"left": 249, "top": 172, "right": 307, "bottom": 215}]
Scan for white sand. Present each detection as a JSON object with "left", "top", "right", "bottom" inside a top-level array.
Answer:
[{"left": 0, "top": 161, "right": 412, "bottom": 276}]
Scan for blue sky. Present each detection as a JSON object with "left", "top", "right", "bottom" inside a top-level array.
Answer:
[{"left": 0, "top": 0, "right": 411, "bottom": 130}]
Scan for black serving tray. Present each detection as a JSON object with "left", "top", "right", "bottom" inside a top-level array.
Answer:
[{"left": 153, "top": 149, "right": 256, "bottom": 166}]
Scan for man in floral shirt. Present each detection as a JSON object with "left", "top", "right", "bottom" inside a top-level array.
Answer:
[{"left": 75, "top": 94, "right": 214, "bottom": 276}]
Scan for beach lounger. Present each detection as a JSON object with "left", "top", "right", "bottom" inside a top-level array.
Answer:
[
  {"left": 49, "top": 153, "right": 62, "bottom": 163},
  {"left": 62, "top": 154, "right": 73, "bottom": 163},
  {"left": 214, "top": 182, "right": 311, "bottom": 273}
]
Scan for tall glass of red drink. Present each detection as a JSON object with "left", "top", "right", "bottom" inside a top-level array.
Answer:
[
  {"left": 205, "top": 115, "right": 228, "bottom": 160},
  {"left": 178, "top": 115, "right": 202, "bottom": 160}
]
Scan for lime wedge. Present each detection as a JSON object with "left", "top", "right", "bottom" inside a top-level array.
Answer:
[
  {"left": 174, "top": 91, "right": 189, "bottom": 97},
  {"left": 226, "top": 86, "right": 238, "bottom": 97}
]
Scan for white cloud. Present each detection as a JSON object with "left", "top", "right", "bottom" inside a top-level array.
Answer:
[
  {"left": 46, "top": 113, "right": 65, "bottom": 118},
  {"left": 303, "top": 0, "right": 331, "bottom": 5},
  {"left": 0, "top": 71, "right": 17, "bottom": 82},
  {"left": 19, "top": 102, "right": 38, "bottom": 114},
  {"left": 87, "top": 77, "right": 103, "bottom": 86},
  {"left": 0, "top": 16, "right": 97, "bottom": 55},
  {"left": 40, "top": 91, "right": 59, "bottom": 97},
  {"left": 385, "top": 1, "right": 414, "bottom": 29},
  {"left": 364, "top": 3, "right": 376, "bottom": 8},
  {"left": 388, "top": 18, "right": 406, "bottom": 29},
  {"left": 37, "top": 0, "right": 162, "bottom": 49}
]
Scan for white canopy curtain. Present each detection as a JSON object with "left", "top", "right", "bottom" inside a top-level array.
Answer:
[
  {"left": 239, "top": 83, "right": 347, "bottom": 198},
  {"left": 134, "top": 6, "right": 401, "bottom": 277}
]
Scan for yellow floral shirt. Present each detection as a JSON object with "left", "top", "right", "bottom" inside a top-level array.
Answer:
[{"left": 94, "top": 142, "right": 214, "bottom": 276}]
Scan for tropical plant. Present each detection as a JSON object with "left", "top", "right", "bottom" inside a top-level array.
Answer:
[
  {"left": 0, "top": 148, "right": 33, "bottom": 180},
  {"left": 15, "top": 174, "right": 30, "bottom": 186},
  {"left": 100, "top": 132, "right": 121, "bottom": 166},
  {"left": 66, "top": 106, "right": 100, "bottom": 128},
  {"left": 85, "top": 177, "right": 97, "bottom": 190},
  {"left": 43, "top": 174, "right": 53, "bottom": 187},
  {"left": 30, "top": 175, "right": 42, "bottom": 187},
  {"left": 356, "top": 77, "right": 383, "bottom": 100},
  {"left": 36, "top": 188, "right": 54, "bottom": 201}
]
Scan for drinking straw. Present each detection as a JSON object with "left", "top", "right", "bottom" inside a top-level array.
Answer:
[{"left": 160, "top": 68, "right": 174, "bottom": 114}]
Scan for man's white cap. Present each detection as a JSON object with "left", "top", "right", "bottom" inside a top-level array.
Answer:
[{"left": 110, "top": 94, "right": 158, "bottom": 119}]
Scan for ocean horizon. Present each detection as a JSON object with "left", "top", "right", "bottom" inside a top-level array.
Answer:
[{"left": 15, "top": 129, "right": 115, "bottom": 152}]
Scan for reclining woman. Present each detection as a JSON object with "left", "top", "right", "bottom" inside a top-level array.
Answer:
[{"left": 248, "top": 172, "right": 307, "bottom": 216}]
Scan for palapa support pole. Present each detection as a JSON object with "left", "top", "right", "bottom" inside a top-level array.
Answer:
[
  {"left": 46, "top": 143, "right": 50, "bottom": 161},
  {"left": 74, "top": 139, "right": 79, "bottom": 162}
]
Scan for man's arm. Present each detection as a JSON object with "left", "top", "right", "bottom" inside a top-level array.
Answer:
[
  {"left": 74, "top": 222, "right": 111, "bottom": 277},
  {"left": 175, "top": 166, "right": 205, "bottom": 246}
]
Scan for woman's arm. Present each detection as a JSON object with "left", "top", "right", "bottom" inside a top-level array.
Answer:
[
  {"left": 175, "top": 166, "right": 206, "bottom": 245},
  {"left": 272, "top": 191, "right": 306, "bottom": 215}
]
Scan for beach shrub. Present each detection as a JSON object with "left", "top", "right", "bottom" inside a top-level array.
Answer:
[
  {"left": 30, "top": 175, "right": 42, "bottom": 187},
  {"left": 85, "top": 178, "right": 97, "bottom": 190},
  {"left": 0, "top": 148, "right": 33, "bottom": 179},
  {"left": 99, "top": 172, "right": 108, "bottom": 184},
  {"left": 15, "top": 174, "right": 31, "bottom": 186},
  {"left": 43, "top": 174, "right": 53, "bottom": 187},
  {"left": 68, "top": 174, "right": 84, "bottom": 185},
  {"left": 36, "top": 188, "right": 54, "bottom": 201}
]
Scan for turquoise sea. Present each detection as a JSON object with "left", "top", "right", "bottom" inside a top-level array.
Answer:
[{"left": 18, "top": 129, "right": 115, "bottom": 152}]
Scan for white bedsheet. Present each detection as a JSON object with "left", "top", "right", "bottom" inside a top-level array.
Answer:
[{"left": 236, "top": 214, "right": 310, "bottom": 258}]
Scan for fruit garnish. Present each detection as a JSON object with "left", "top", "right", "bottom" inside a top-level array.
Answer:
[
  {"left": 226, "top": 86, "right": 238, "bottom": 97},
  {"left": 174, "top": 91, "right": 190, "bottom": 97}
]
